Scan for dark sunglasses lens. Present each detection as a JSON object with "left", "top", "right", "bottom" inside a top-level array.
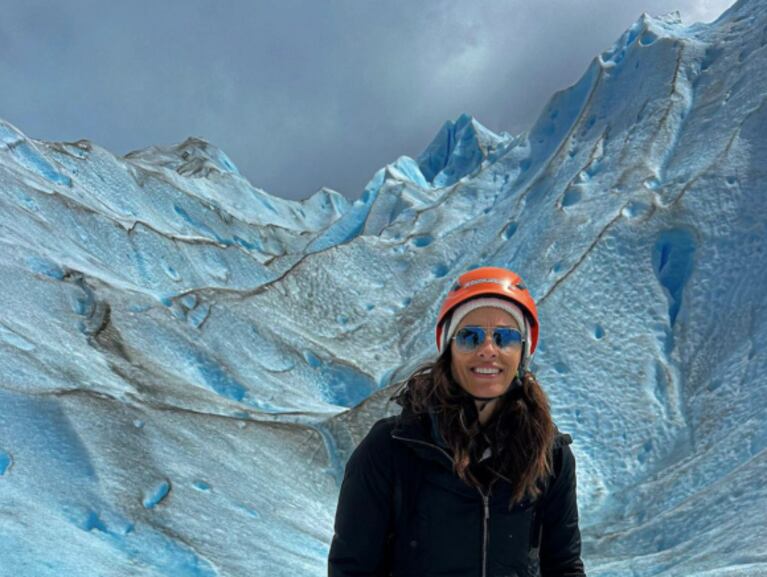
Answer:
[
  {"left": 454, "top": 327, "right": 522, "bottom": 350},
  {"left": 494, "top": 328, "right": 522, "bottom": 348},
  {"left": 455, "top": 327, "right": 485, "bottom": 350}
]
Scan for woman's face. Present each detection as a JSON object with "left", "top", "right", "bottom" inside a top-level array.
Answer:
[{"left": 450, "top": 307, "right": 523, "bottom": 399}]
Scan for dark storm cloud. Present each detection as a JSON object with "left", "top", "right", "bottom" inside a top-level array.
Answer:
[{"left": 0, "top": 0, "right": 735, "bottom": 200}]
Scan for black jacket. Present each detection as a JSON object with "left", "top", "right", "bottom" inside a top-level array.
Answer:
[{"left": 328, "top": 409, "right": 586, "bottom": 577}]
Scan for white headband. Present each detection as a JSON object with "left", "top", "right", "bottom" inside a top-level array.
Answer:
[{"left": 439, "top": 297, "right": 532, "bottom": 369}]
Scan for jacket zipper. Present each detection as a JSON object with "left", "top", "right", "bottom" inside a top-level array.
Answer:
[
  {"left": 477, "top": 486, "right": 491, "bottom": 577},
  {"left": 392, "top": 433, "right": 492, "bottom": 577}
]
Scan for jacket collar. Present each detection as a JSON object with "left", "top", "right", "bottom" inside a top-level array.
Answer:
[
  {"left": 390, "top": 402, "right": 513, "bottom": 485},
  {"left": 390, "top": 394, "right": 486, "bottom": 471},
  {"left": 390, "top": 407, "right": 454, "bottom": 470}
]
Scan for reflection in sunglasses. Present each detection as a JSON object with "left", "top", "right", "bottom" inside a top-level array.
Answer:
[{"left": 452, "top": 326, "right": 524, "bottom": 351}]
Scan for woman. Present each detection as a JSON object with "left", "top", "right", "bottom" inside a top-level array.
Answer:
[{"left": 328, "top": 267, "right": 586, "bottom": 577}]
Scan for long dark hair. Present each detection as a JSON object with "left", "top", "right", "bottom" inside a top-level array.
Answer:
[{"left": 393, "top": 349, "right": 557, "bottom": 505}]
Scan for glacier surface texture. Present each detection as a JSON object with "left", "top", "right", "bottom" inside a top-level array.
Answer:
[{"left": 1, "top": 1, "right": 766, "bottom": 576}]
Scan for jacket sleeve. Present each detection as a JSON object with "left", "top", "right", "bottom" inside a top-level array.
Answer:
[
  {"left": 328, "top": 419, "right": 394, "bottom": 577},
  {"left": 539, "top": 443, "right": 587, "bottom": 577}
]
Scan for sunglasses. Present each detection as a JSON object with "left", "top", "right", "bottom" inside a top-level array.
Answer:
[{"left": 452, "top": 326, "right": 524, "bottom": 352}]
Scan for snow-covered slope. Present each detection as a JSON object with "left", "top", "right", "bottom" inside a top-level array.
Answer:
[{"left": 1, "top": 1, "right": 766, "bottom": 575}]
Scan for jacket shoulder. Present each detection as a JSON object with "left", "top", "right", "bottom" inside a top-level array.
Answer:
[
  {"left": 553, "top": 431, "right": 573, "bottom": 448},
  {"left": 368, "top": 415, "right": 398, "bottom": 437},
  {"left": 357, "top": 416, "right": 398, "bottom": 452},
  {"left": 346, "top": 416, "right": 398, "bottom": 471},
  {"left": 545, "top": 429, "right": 577, "bottom": 497}
]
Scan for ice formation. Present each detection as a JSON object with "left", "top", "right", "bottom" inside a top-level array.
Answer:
[{"left": 1, "top": 1, "right": 765, "bottom": 575}]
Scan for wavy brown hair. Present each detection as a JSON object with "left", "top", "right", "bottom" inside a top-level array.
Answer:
[{"left": 393, "top": 349, "right": 557, "bottom": 506}]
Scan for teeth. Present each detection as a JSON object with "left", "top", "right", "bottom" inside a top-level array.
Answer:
[{"left": 473, "top": 368, "right": 500, "bottom": 374}]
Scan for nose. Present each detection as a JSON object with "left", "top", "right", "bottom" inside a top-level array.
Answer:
[{"left": 476, "top": 334, "right": 498, "bottom": 357}]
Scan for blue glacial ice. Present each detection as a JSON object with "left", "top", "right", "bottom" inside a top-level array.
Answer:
[{"left": 1, "top": 1, "right": 766, "bottom": 575}]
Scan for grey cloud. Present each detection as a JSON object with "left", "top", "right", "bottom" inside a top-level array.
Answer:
[{"left": 0, "top": 0, "right": 736, "bottom": 200}]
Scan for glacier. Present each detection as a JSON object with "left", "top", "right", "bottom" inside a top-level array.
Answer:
[{"left": 1, "top": 1, "right": 766, "bottom": 576}]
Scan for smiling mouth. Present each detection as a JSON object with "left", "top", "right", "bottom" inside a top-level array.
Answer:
[{"left": 471, "top": 368, "right": 502, "bottom": 375}]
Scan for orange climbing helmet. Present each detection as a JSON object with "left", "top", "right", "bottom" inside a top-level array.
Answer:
[{"left": 435, "top": 267, "right": 540, "bottom": 362}]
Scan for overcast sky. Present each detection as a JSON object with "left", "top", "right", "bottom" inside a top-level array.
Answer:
[{"left": 1, "top": 0, "right": 736, "bottom": 201}]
